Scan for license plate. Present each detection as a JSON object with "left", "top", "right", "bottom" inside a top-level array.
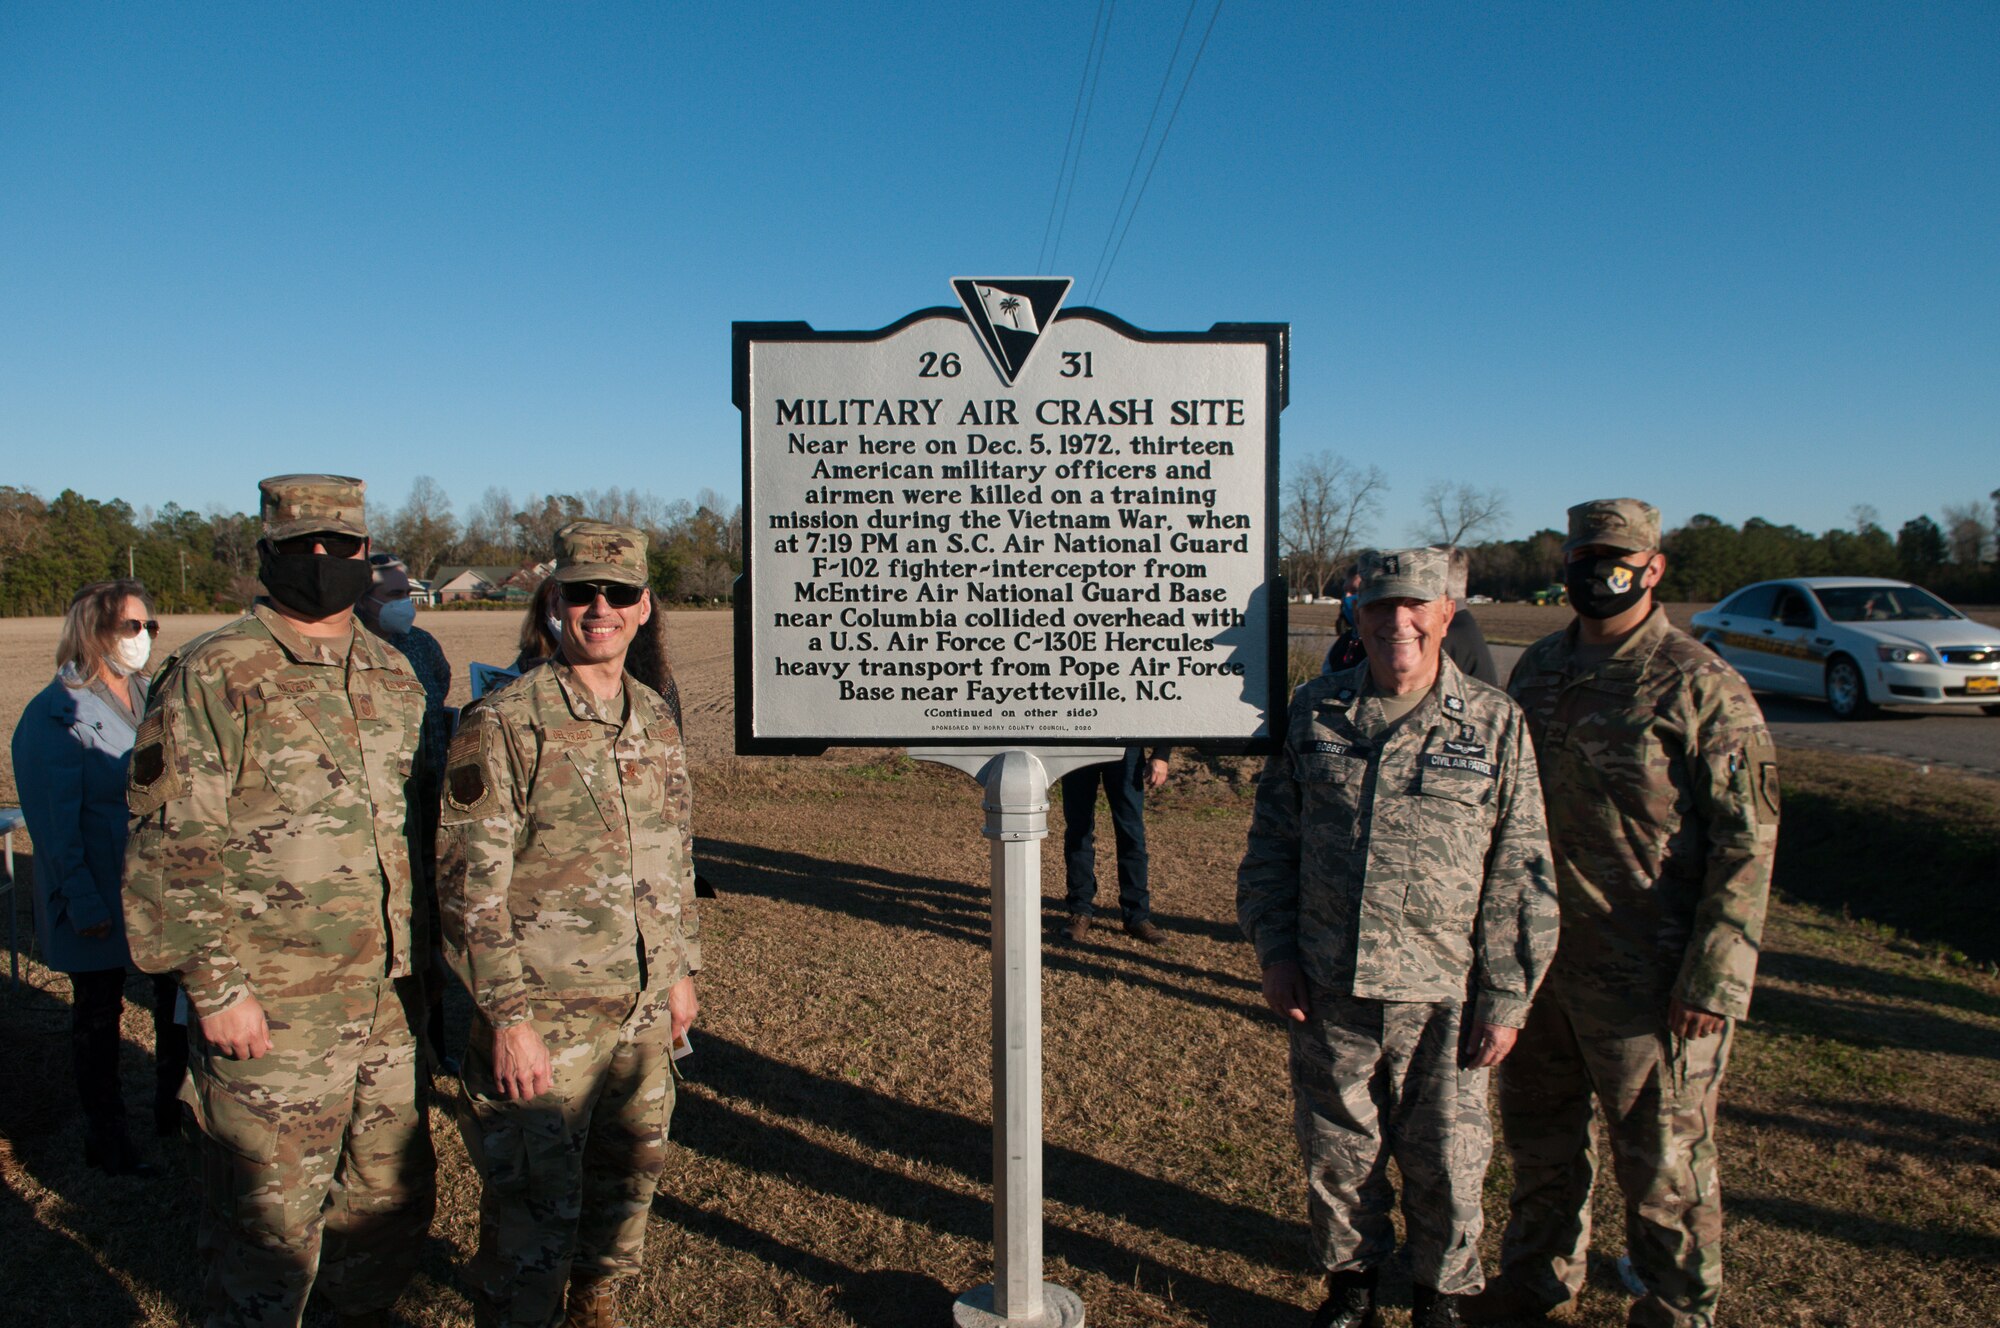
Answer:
[{"left": 1968, "top": 676, "right": 1999, "bottom": 694}]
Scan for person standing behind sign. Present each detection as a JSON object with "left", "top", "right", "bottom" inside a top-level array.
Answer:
[
  {"left": 1239, "top": 547, "right": 1558, "bottom": 1328},
  {"left": 438, "top": 520, "right": 699, "bottom": 1328},
  {"left": 11, "top": 579, "right": 189, "bottom": 1174},
  {"left": 123, "top": 474, "right": 435, "bottom": 1328},
  {"left": 1060, "top": 745, "right": 1171, "bottom": 945},
  {"left": 1468, "top": 499, "right": 1778, "bottom": 1328}
]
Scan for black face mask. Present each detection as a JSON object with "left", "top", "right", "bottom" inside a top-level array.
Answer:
[
  {"left": 1565, "top": 555, "right": 1651, "bottom": 620},
  {"left": 259, "top": 546, "right": 374, "bottom": 620}
]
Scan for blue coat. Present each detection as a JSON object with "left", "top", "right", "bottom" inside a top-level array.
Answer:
[{"left": 10, "top": 666, "right": 148, "bottom": 972}]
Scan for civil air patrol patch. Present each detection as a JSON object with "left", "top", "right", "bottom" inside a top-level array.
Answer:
[{"left": 1423, "top": 752, "right": 1494, "bottom": 778}]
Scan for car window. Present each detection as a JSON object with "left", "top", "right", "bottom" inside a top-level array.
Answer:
[
  {"left": 1773, "top": 589, "right": 1816, "bottom": 628},
  {"left": 1813, "top": 586, "right": 1964, "bottom": 623},
  {"left": 1718, "top": 585, "right": 1780, "bottom": 620}
]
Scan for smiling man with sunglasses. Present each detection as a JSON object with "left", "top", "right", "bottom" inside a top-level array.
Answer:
[
  {"left": 123, "top": 474, "right": 436, "bottom": 1328},
  {"left": 439, "top": 519, "right": 700, "bottom": 1328}
]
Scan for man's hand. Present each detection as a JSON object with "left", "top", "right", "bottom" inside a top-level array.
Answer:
[
  {"left": 492, "top": 1022, "right": 554, "bottom": 1101},
  {"left": 201, "top": 994, "right": 272, "bottom": 1061},
  {"left": 1464, "top": 1020, "right": 1519, "bottom": 1069},
  {"left": 1144, "top": 757, "right": 1169, "bottom": 790},
  {"left": 1260, "top": 960, "right": 1309, "bottom": 1023},
  {"left": 666, "top": 975, "right": 699, "bottom": 1045},
  {"left": 1668, "top": 996, "right": 1726, "bottom": 1039}
]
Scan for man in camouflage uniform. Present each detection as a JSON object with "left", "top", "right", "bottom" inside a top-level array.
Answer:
[
  {"left": 438, "top": 521, "right": 699, "bottom": 1328},
  {"left": 1240, "top": 547, "right": 1559, "bottom": 1328},
  {"left": 1469, "top": 500, "right": 1779, "bottom": 1328},
  {"left": 124, "top": 475, "right": 435, "bottom": 1328}
]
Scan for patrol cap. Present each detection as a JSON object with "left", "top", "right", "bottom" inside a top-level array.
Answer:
[
  {"left": 1563, "top": 498, "right": 1660, "bottom": 555},
  {"left": 551, "top": 520, "right": 649, "bottom": 587},
  {"left": 259, "top": 474, "right": 368, "bottom": 541},
  {"left": 1354, "top": 547, "right": 1449, "bottom": 607}
]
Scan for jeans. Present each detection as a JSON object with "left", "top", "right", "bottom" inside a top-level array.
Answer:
[
  {"left": 70, "top": 967, "right": 188, "bottom": 1135},
  {"left": 1061, "top": 748, "right": 1150, "bottom": 926}
]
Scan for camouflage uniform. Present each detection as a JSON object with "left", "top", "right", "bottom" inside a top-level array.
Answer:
[
  {"left": 1496, "top": 500, "right": 1779, "bottom": 1328},
  {"left": 438, "top": 521, "right": 698, "bottom": 1328},
  {"left": 1239, "top": 548, "right": 1558, "bottom": 1297},
  {"left": 123, "top": 476, "right": 435, "bottom": 1328}
]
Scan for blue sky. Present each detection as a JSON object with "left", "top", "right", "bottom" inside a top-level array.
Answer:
[{"left": 3, "top": 2, "right": 1993, "bottom": 545}]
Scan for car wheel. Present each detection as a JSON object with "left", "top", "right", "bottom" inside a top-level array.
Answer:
[{"left": 1824, "top": 655, "right": 1876, "bottom": 719}]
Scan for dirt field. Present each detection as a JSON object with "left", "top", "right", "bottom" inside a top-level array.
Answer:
[{"left": 2, "top": 609, "right": 1997, "bottom": 1326}]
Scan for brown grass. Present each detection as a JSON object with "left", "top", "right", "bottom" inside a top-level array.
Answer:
[{"left": 2, "top": 617, "right": 1998, "bottom": 1325}]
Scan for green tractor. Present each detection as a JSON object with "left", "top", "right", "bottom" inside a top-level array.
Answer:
[{"left": 1528, "top": 583, "right": 1568, "bottom": 607}]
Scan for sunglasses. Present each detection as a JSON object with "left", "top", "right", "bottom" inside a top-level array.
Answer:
[
  {"left": 270, "top": 532, "right": 368, "bottom": 558},
  {"left": 557, "top": 581, "right": 645, "bottom": 608},
  {"left": 117, "top": 619, "right": 162, "bottom": 639}
]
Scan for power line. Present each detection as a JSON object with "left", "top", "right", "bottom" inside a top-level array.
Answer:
[
  {"left": 1085, "top": 0, "right": 1200, "bottom": 304},
  {"left": 1036, "top": 0, "right": 1111, "bottom": 275},
  {"left": 1045, "top": 0, "right": 1117, "bottom": 276},
  {"left": 1090, "top": 0, "right": 1222, "bottom": 306}
]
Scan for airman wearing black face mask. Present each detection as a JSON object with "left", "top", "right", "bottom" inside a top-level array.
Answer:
[{"left": 1472, "top": 499, "right": 1779, "bottom": 1328}]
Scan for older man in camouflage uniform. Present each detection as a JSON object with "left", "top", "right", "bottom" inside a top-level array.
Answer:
[
  {"left": 1240, "top": 547, "right": 1559, "bottom": 1328},
  {"left": 1469, "top": 500, "right": 1779, "bottom": 1328},
  {"left": 125, "top": 475, "right": 435, "bottom": 1328},
  {"left": 439, "top": 520, "right": 699, "bottom": 1328}
]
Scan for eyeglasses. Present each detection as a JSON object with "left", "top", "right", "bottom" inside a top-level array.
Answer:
[
  {"left": 271, "top": 532, "right": 367, "bottom": 558},
  {"left": 116, "top": 619, "right": 161, "bottom": 639},
  {"left": 557, "top": 581, "right": 645, "bottom": 608}
]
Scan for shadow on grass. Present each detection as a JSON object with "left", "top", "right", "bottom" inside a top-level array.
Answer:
[
  {"left": 1748, "top": 983, "right": 1998, "bottom": 1063},
  {"left": 1773, "top": 767, "right": 2000, "bottom": 966},
  {"left": 699, "top": 838, "right": 1266, "bottom": 1021},
  {"left": 1759, "top": 947, "right": 2000, "bottom": 1022},
  {"left": 1732, "top": 1192, "right": 2000, "bottom": 1264},
  {"left": 1729, "top": 1097, "right": 2000, "bottom": 1168},
  {"left": 670, "top": 1031, "right": 1305, "bottom": 1325}
]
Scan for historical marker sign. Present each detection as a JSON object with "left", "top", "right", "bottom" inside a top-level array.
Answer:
[{"left": 735, "top": 279, "right": 1288, "bottom": 753}]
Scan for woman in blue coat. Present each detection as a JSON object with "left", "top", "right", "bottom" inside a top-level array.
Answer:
[{"left": 10, "top": 579, "right": 188, "bottom": 1174}]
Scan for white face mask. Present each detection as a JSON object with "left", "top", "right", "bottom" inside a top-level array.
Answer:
[
  {"left": 377, "top": 598, "right": 417, "bottom": 636},
  {"left": 114, "top": 633, "right": 152, "bottom": 673}
]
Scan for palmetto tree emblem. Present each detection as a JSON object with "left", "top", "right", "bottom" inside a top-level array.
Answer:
[{"left": 996, "top": 295, "right": 1024, "bottom": 327}]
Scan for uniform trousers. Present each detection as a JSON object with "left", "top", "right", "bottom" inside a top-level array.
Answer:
[
  {"left": 1289, "top": 987, "right": 1492, "bottom": 1295},
  {"left": 186, "top": 977, "right": 435, "bottom": 1328},
  {"left": 458, "top": 987, "right": 679, "bottom": 1328},
  {"left": 1495, "top": 992, "right": 1731, "bottom": 1328}
]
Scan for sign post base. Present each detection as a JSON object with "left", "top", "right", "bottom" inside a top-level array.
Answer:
[
  {"left": 952, "top": 1282, "right": 1086, "bottom": 1328},
  {"left": 910, "top": 747, "right": 1108, "bottom": 1328}
]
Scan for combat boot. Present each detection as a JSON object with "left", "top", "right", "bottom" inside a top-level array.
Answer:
[
  {"left": 1411, "top": 1285, "right": 1465, "bottom": 1328},
  {"left": 1309, "top": 1267, "right": 1378, "bottom": 1328},
  {"left": 1462, "top": 1276, "right": 1574, "bottom": 1324},
  {"left": 561, "top": 1273, "right": 632, "bottom": 1328}
]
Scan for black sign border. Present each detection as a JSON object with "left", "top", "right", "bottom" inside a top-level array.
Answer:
[{"left": 733, "top": 306, "right": 1289, "bottom": 756}]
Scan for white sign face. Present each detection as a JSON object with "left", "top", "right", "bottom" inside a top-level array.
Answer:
[{"left": 736, "top": 294, "right": 1286, "bottom": 751}]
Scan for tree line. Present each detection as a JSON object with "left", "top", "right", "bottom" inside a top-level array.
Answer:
[
  {"left": 1279, "top": 452, "right": 1999, "bottom": 606},
  {"left": 0, "top": 478, "right": 744, "bottom": 616}
]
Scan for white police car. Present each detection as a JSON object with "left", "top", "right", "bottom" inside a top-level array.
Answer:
[{"left": 1689, "top": 578, "right": 2000, "bottom": 718}]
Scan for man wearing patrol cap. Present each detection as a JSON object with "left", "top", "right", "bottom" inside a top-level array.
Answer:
[
  {"left": 124, "top": 474, "right": 436, "bottom": 1328},
  {"left": 1470, "top": 501, "right": 1779, "bottom": 1328},
  {"left": 1239, "top": 547, "right": 1558, "bottom": 1328},
  {"left": 439, "top": 519, "right": 699, "bottom": 1328}
]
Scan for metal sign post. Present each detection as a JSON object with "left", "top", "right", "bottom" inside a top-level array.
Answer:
[{"left": 910, "top": 746, "right": 1106, "bottom": 1328}]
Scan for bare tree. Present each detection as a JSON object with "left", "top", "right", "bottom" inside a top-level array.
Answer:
[
  {"left": 1940, "top": 501, "right": 1994, "bottom": 567},
  {"left": 387, "top": 476, "right": 459, "bottom": 579},
  {"left": 1850, "top": 503, "right": 1881, "bottom": 535},
  {"left": 1412, "top": 481, "right": 1509, "bottom": 547},
  {"left": 1281, "top": 452, "right": 1388, "bottom": 598}
]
